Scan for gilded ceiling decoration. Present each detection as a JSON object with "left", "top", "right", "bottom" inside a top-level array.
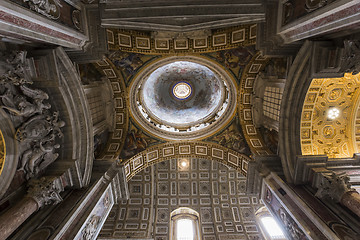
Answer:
[
  {"left": 300, "top": 73, "right": 360, "bottom": 158},
  {"left": 106, "top": 25, "right": 257, "bottom": 55}
]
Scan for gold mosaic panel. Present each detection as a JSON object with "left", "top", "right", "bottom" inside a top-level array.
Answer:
[{"left": 300, "top": 73, "right": 360, "bottom": 158}]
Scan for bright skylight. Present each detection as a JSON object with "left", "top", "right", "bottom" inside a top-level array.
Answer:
[
  {"left": 327, "top": 108, "right": 340, "bottom": 119},
  {"left": 261, "top": 217, "right": 286, "bottom": 239},
  {"left": 176, "top": 219, "right": 194, "bottom": 240}
]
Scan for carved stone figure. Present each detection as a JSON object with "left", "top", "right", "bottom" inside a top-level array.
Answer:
[
  {"left": 340, "top": 40, "right": 360, "bottom": 75},
  {"left": 19, "top": 140, "right": 60, "bottom": 179},
  {"left": 0, "top": 51, "right": 32, "bottom": 85},
  {"left": 81, "top": 215, "right": 101, "bottom": 240},
  {"left": 0, "top": 51, "right": 64, "bottom": 180},
  {"left": 27, "top": 177, "right": 63, "bottom": 209},
  {"left": 16, "top": 114, "right": 52, "bottom": 141},
  {"left": 315, "top": 172, "right": 356, "bottom": 202},
  {"left": 305, "top": 0, "right": 327, "bottom": 12},
  {"left": 23, "top": 0, "right": 63, "bottom": 20},
  {"left": 1, "top": 84, "right": 51, "bottom": 117},
  {"left": 278, "top": 207, "right": 307, "bottom": 240}
]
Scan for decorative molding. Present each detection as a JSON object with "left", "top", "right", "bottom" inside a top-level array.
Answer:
[
  {"left": 279, "top": 1, "right": 360, "bottom": 43},
  {"left": 300, "top": 73, "right": 360, "bottom": 158},
  {"left": 0, "top": 0, "right": 87, "bottom": 48}
]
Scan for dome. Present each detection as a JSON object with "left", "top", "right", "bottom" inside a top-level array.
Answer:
[
  {"left": 129, "top": 56, "right": 237, "bottom": 140},
  {"left": 141, "top": 61, "right": 224, "bottom": 127}
]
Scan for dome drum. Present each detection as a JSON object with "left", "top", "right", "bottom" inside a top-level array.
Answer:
[{"left": 130, "top": 56, "right": 237, "bottom": 140}]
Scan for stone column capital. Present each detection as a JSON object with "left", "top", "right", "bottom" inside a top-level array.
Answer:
[
  {"left": 26, "top": 177, "right": 64, "bottom": 209},
  {"left": 315, "top": 172, "right": 356, "bottom": 203}
]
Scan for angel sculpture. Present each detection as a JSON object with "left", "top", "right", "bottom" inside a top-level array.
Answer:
[
  {"left": 19, "top": 139, "right": 60, "bottom": 178},
  {"left": 47, "top": 111, "right": 65, "bottom": 138},
  {"left": 0, "top": 51, "right": 32, "bottom": 85},
  {"left": 0, "top": 84, "right": 50, "bottom": 118},
  {"left": 23, "top": 0, "right": 63, "bottom": 20}
]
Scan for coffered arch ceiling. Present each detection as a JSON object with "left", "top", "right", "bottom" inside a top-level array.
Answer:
[
  {"left": 100, "top": 158, "right": 264, "bottom": 240},
  {"left": 301, "top": 72, "right": 360, "bottom": 158},
  {"left": 87, "top": 24, "right": 284, "bottom": 167},
  {"left": 122, "top": 141, "right": 251, "bottom": 181}
]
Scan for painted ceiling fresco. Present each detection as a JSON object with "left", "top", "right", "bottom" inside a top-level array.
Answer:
[{"left": 141, "top": 61, "right": 223, "bottom": 126}]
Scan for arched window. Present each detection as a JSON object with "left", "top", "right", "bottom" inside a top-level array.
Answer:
[
  {"left": 169, "top": 207, "right": 201, "bottom": 240},
  {"left": 256, "top": 206, "right": 286, "bottom": 240}
]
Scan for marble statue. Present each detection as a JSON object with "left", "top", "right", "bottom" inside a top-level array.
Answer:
[
  {"left": 81, "top": 215, "right": 101, "bottom": 240},
  {"left": 0, "top": 51, "right": 64, "bottom": 179}
]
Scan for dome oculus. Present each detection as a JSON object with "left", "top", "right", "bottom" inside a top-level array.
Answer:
[{"left": 172, "top": 81, "right": 192, "bottom": 100}]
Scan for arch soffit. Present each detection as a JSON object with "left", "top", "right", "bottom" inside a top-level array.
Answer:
[
  {"left": 92, "top": 57, "right": 129, "bottom": 161},
  {"left": 121, "top": 141, "right": 251, "bottom": 181},
  {"left": 278, "top": 41, "right": 314, "bottom": 181},
  {"left": 237, "top": 52, "right": 273, "bottom": 156}
]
